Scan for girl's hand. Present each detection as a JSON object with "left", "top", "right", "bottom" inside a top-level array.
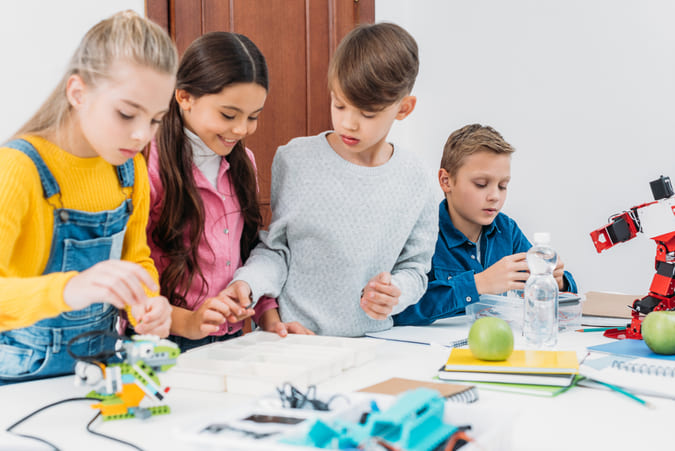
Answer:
[
  {"left": 131, "top": 296, "right": 172, "bottom": 337},
  {"left": 188, "top": 296, "right": 255, "bottom": 339},
  {"left": 63, "top": 260, "right": 158, "bottom": 311},
  {"left": 360, "top": 272, "right": 400, "bottom": 320}
]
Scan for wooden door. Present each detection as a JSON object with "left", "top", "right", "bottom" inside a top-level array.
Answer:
[{"left": 146, "top": 0, "right": 374, "bottom": 226}]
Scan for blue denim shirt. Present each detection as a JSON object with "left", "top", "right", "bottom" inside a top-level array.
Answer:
[{"left": 394, "top": 199, "right": 578, "bottom": 326}]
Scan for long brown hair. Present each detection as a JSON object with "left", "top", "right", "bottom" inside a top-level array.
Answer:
[{"left": 153, "top": 32, "right": 268, "bottom": 308}]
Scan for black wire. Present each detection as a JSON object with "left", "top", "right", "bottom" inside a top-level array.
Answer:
[
  {"left": 6, "top": 397, "right": 101, "bottom": 451},
  {"left": 7, "top": 395, "right": 145, "bottom": 451},
  {"left": 86, "top": 411, "right": 145, "bottom": 451},
  {"left": 66, "top": 329, "right": 123, "bottom": 363}
]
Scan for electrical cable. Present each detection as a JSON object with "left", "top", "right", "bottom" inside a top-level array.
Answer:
[
  {"left": 6, "top": 397, "right": 100, "bottom": 451},
  {"left": 7, "top": 393, "right": 146, "bottom": 450},
  {"left": 86, "top": 411, "right": 145, "bottom": 451}
]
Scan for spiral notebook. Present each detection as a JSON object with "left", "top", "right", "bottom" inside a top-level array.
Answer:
[
  {"left": 358, "top": 377, "right": 479, "bottom": 403},
  {"left": 579, "top": 354, "right": 675, "bottom": 399}
]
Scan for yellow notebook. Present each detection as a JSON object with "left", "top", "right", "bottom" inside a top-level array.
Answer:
[{"left": 443, "top": 349, "right": 579, "bottom": 374}]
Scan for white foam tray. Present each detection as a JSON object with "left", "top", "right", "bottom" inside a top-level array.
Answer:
[{"left": 163, "top": 332, "right": 380, "bottom": 394}]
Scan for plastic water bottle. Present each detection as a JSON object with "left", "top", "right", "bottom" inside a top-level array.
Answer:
[{"left": 523, "top": 232, "right": 558, "bottom": 347}]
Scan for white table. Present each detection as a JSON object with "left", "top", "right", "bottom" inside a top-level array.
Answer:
[{"left": 1, "top": 316, "right": 673, "bottom": 451}]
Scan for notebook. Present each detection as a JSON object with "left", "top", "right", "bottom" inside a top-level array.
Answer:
[
  {"left": 359, "top": 377, "right": 479, "bottom": 403},
  {"left": 442, "top": 349, "right": 579, "bottom": 374},
  {"left": 440, "top": 377, "right": 580, "bottom": 397},
  {"left": 438, "top": 370, "right": 576, "bottom": 387},
  {"left": 364, "top": 317, "right": 468, "bottom": 348},
  {"left": 587, "top": 339, "right": 675, "bottom": 361},
  {"left": 579, "top": 354, "right": 675, "bottom": 399}
]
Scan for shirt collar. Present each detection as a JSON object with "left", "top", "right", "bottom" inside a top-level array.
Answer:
[
  {"left": 185, "top": 128, "right": 230, "bottom": 172},
  {"left": 439, "top": 199, "right": 500, "bottom": 248}
]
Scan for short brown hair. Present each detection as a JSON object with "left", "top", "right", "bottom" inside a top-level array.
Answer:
[
  {"left": 441, "top": 124, "right": 515, "bottom": 176},
  {"left": 328, "top": 22, "right": 418, "bottom": 111}
]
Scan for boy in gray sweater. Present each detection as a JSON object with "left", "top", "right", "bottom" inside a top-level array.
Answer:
[{"left": 224, "top": 23, "right": 437, "bottom": 337}]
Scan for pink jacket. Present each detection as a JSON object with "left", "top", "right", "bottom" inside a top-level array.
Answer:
[{"left": 146, "top": 139, "right": 276, "bottom": 335}]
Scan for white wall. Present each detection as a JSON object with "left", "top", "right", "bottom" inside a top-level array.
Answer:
[
  {"left": 0, "top": 0, "right": 144, "bottom": 141},
  {"left": 2, "top": 1, "right": 672, "bottom": 296},
  {"left": 377, "top": 0, "right": 675, "bottom": 295}
]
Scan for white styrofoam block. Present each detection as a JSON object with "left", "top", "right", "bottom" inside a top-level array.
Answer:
[{"left": 169, "top": 332, "right": 380, "bottom": 394}]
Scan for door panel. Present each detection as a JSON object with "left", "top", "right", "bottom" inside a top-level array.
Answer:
[{"left": 146, "top": 0, "right": 374, "bottom": 226}]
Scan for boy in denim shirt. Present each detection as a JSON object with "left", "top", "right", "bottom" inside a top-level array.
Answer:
[{"left": 395, "top": 124, "right": 577, "bottom": 325}]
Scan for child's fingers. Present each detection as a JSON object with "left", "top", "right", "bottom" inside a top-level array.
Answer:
[
  {"left": 360, "top": 298, "right": 392, "bottom": 319},
  {"left": 510, "top": 253, "right": 528, "bottom": 262},
  {"left": 226, "top": 308, "right": 255, "bottom": 324},
  {"left": 199, "top": 323, "right": 221, "bottom": 335},
  {"left": 286, "top": 322, "right": 315, "bottom": 335},
  {"left": 368, "top": 282, "right": 401, "bottom": 298},
  {"left": 273, "top": 322, "right": 289, "bottom": 337},
  {"left": 204, "top": 297, "right": 236, "bottom": 317},
  {"left": 376, "top": 272, "right": 392, "bottom": 285},
  {"left": 200, "top": 308, "right": 227, "bottom": 326},
  {"left": 105, "top": 260, "right": 158, "bottom": 297},
  {"left": 233, "top": 283, "right": 252, "bottom": 308}
]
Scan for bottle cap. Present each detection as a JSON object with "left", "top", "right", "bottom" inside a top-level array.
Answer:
[{"left": 533, "top": 232, "right": 551, "bottom": 244}]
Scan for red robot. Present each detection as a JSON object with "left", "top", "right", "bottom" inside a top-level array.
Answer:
[{"left": 590, "top": 175, "right": 675, "bottom": 339}]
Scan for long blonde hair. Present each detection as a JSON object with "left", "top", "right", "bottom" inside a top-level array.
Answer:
[{"left": 15, "top": 10, "right": 178, "bottom": 137}]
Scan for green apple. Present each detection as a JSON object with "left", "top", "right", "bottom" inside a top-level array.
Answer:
[
  {"left": 468, "top": 317, "right": 514, "bottom": 361},
  {"left": 642, "top": 310, "right": 675, "bottom": 354}
]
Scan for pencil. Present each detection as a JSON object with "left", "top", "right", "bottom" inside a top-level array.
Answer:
[
  {"left": 593, "top": 380, "right": 651, "bottom": 407},
  {"left": 575, "top": 327, "right": 624, "bottom": 333}
]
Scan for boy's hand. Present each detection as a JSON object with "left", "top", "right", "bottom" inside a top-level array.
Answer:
[
  {"left": 360, "top": 272, "right": 400, "bottom": 320},
  {"left": 259, "top": 309, "right": 315, "bottom": 337},
  {"left": 554, "top": 258, "right": 566, "bottom": 290},
  {"left": 474, "top": 253, "right": 529, "bottom": 295},
  {"left": 130, "top": 296, "right": 172, "bottom": 337}
]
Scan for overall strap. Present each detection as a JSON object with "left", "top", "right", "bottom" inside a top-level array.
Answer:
[
  {"left": 116, "top": 159, "right": 135, "bottom": 188},
  {"left": 4, "top": 139, "right": 60, "bottom": 198}
]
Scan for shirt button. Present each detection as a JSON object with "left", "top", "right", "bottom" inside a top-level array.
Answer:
[
  {"left": 223, "top": 228, "right": 229, "bottom": 234},
  {"left": 470, "top": 255, "right": 476, "bottom": 260},
  {"left": 447, "top": 276, "right": 452, "bottom": 280},
  {"left": 465, "top": 296, "right": 472, "bottom": 303},
  {"left": 226, "top": 261, "right": 231, "bottom": 267},
  {"left": 228, "top": 326, "right": 233, "bottom": 332}
]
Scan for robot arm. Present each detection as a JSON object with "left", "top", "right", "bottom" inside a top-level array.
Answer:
[{"left": 590, "top": 209, "right": 642, "bottom": 253}]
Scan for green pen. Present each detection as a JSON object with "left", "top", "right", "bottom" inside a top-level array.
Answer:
[
  {"left": 591, "top": 379, "right": 651, "bottom": 407},
  {"left": 575, "top": 327, "right": 626, "bottom": 333}
]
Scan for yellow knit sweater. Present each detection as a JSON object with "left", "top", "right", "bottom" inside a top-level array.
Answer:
[{"left": 0, "top": 135, "right": 158, "bottom": 332}]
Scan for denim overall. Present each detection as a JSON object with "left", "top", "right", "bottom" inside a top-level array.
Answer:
[{"left": 0, "top": 139, "right": 134, "bottom": 384}]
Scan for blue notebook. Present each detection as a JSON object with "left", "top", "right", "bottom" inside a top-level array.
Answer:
[{"left": 587, "top": 339, "right": 675, "bottom": 361}]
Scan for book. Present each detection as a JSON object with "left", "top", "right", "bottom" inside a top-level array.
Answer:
[
  {"left": 587, "top": 339, "right": 675, "bottom": 361},
  {"left": 359, "top": 377, "right": 478, "bottom": 403},
  {"left": 582, "top": 291, "right": 635, "bottom": 319},
  {"left": 579, "top": 354, "right": 675, "bottom": 399},
  {"left": 442, "top": 348, "right": 579, "bottom": 374},
  {"left": 438, "top": 370, "right": 576, "bottom": 387}
]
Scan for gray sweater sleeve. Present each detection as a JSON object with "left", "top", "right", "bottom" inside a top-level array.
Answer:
[
  {"left": 231, "top": 149, "right": 291, "bottom": 304},
  {"left": 390, "top": 186, "right": 438, "bottom": 314}
]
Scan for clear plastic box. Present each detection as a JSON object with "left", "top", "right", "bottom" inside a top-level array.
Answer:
[{"left": 466, "top": 292, "right": 585, "bottom": 333}]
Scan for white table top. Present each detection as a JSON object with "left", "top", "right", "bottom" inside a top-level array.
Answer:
[{"left": 1, "top": 316, "right": 673, "bottom": 451}]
